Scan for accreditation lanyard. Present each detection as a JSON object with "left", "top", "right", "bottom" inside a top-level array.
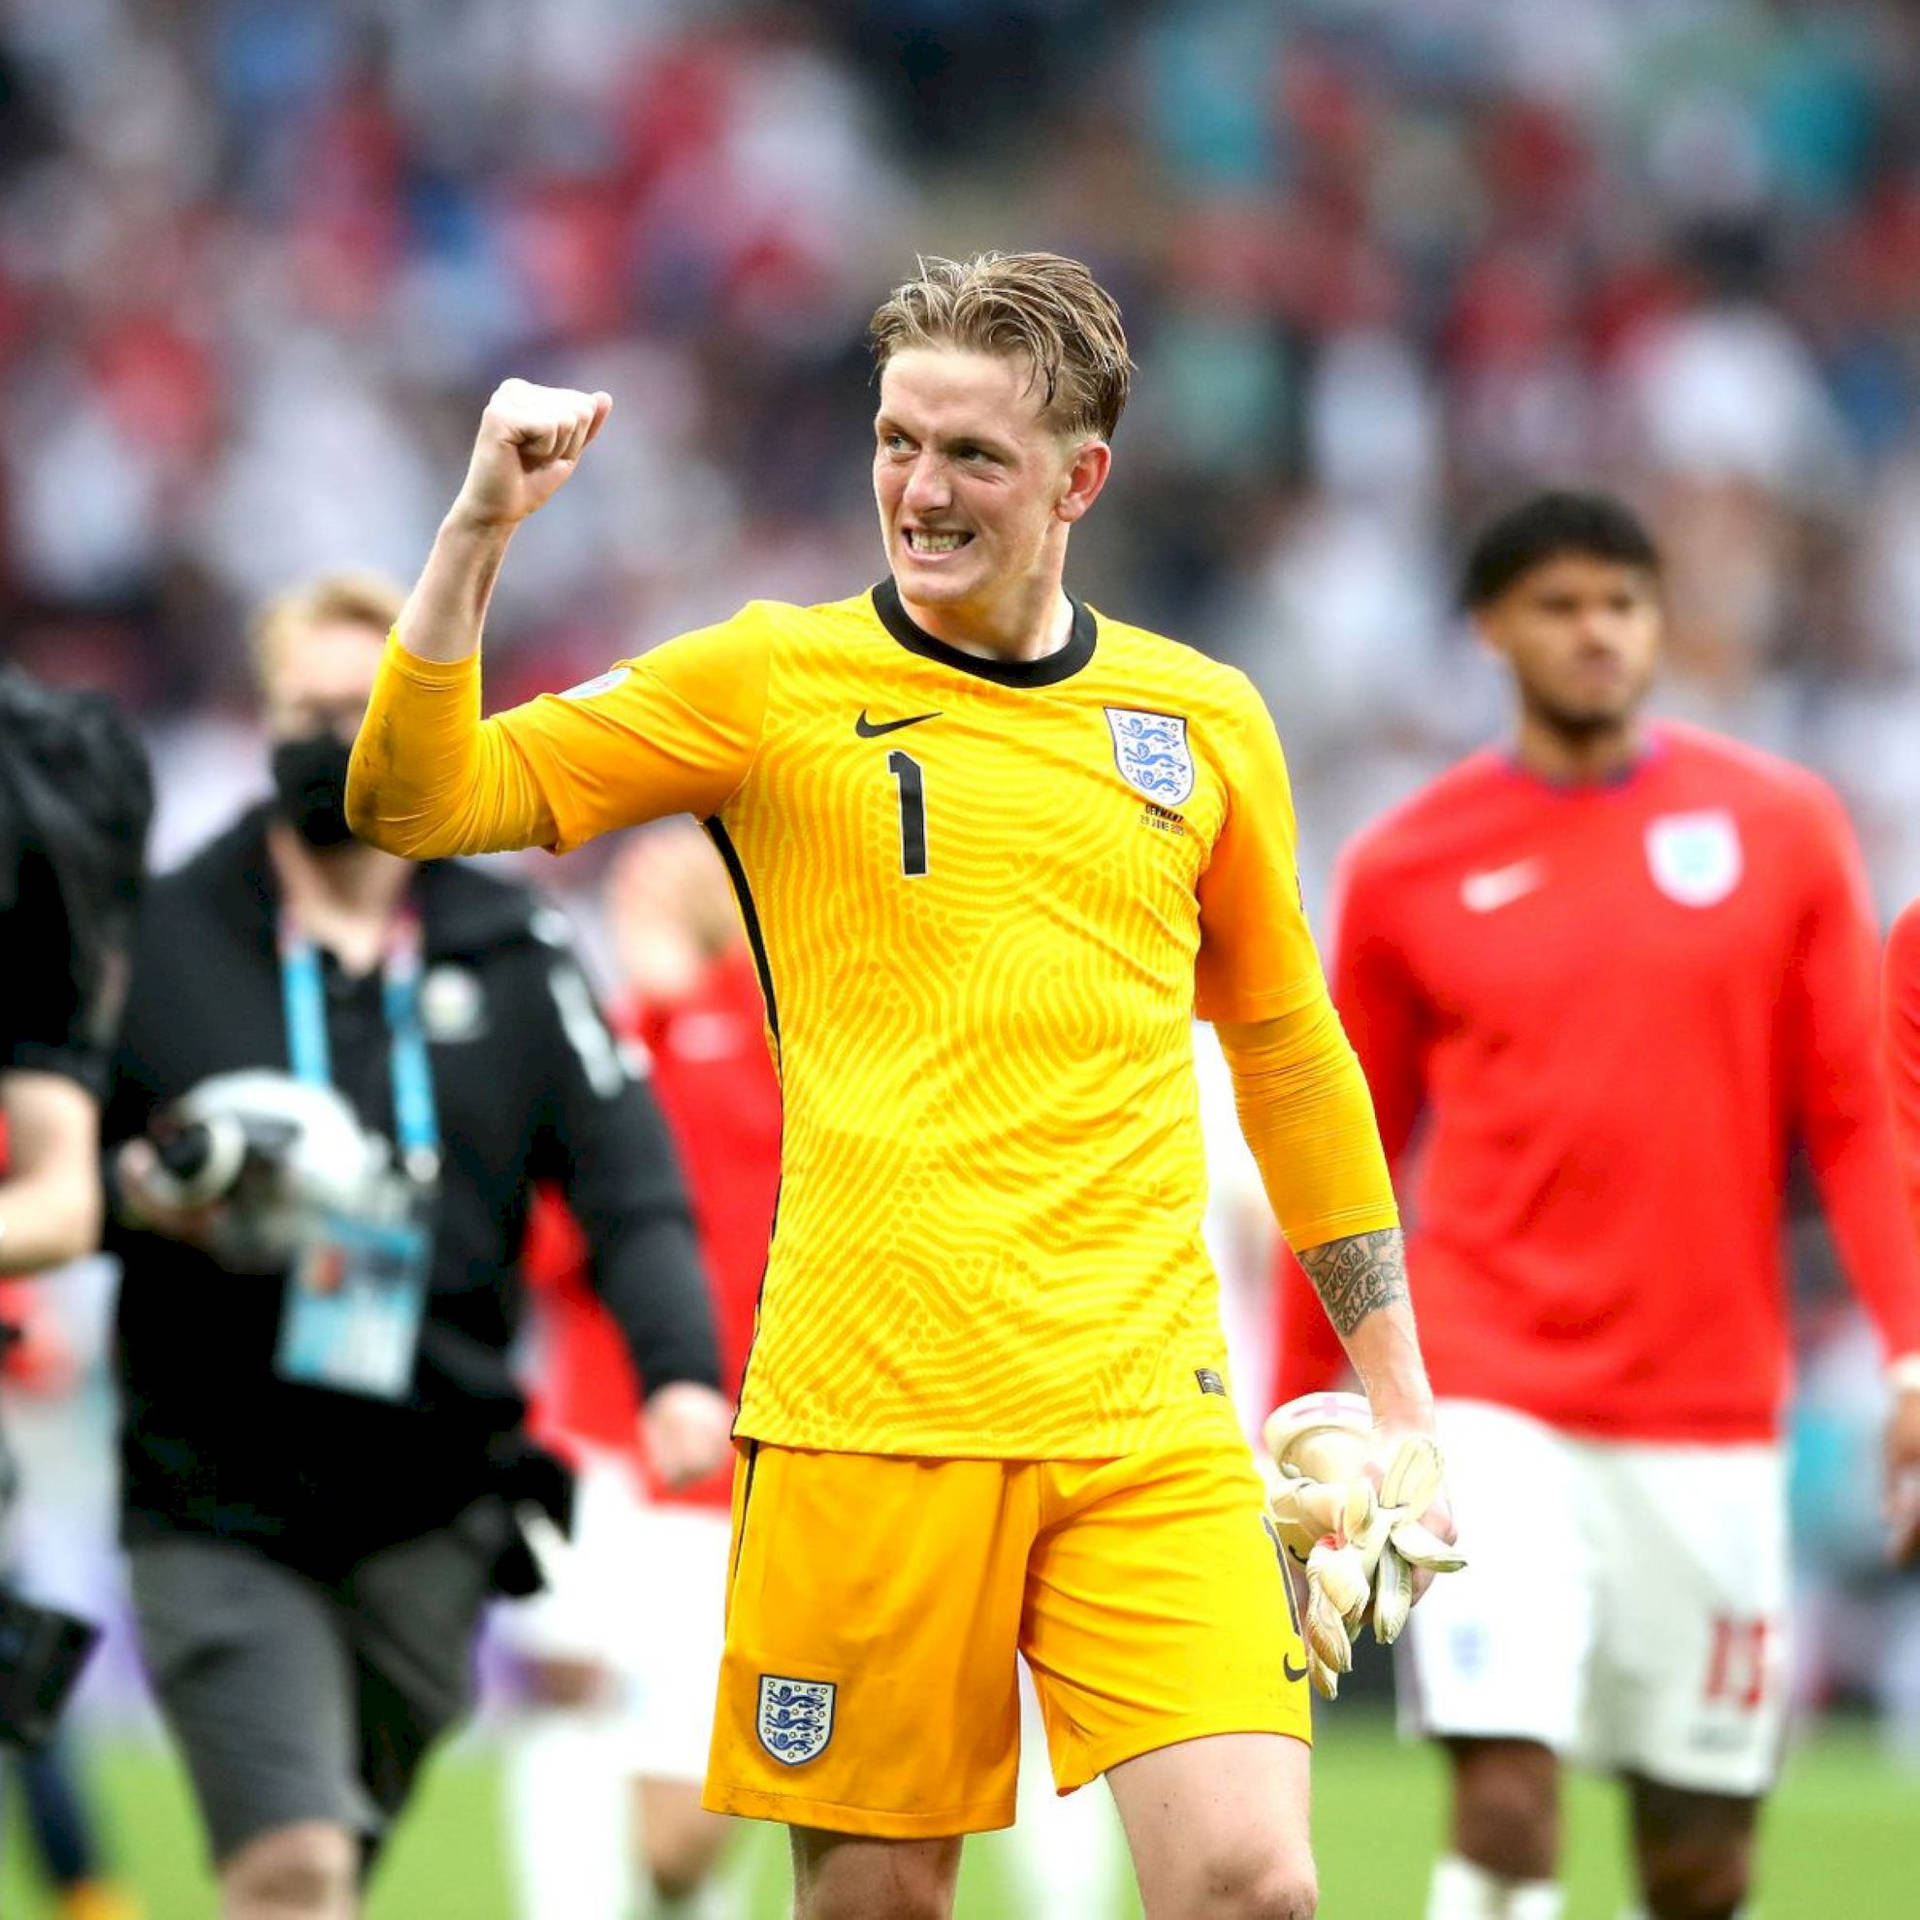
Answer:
[
  {"left": 278, "top": 910, "right": 441, "bottom": 1187},
  {"left": 274, "top": 908, "right": 439, "bottom": 1402}
]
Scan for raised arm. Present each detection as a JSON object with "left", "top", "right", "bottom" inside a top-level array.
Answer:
[
  {"left": 397, "top": 381, "right": 611, "bottom": 668},
  {"left": 345, "top": 381, "right": 611, "bottom": 858}
]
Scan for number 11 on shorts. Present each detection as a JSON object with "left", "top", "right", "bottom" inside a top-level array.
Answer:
[{"left": 1703, "top": 1615, "right": 1771, "bottom": 1711}]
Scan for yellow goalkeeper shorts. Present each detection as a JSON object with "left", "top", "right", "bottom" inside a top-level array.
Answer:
[{"left": 701, "top": 1411, "right": 1312, "bottom": 1838}]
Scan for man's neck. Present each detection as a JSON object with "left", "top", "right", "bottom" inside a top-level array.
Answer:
[
  {"left": 901, "top": 578, "right": 1075, "bottom": 664},
  {"left": 267, "top": 820, "right": 412, "bottom": 967},
  {"left": 1511, "top": 710, "right": 1647, "bottom": 786}
]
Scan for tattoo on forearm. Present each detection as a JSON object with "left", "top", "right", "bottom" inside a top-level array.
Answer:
[{"left": 1299, "top": 1228, "right": 1409, "bottom": 1337}]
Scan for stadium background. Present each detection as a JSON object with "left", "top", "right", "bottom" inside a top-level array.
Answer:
[{"left": 2, "top": 0, "right": 1918, "bottom": 1912}]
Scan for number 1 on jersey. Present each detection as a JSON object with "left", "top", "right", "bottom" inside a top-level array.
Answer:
[{"left": 888, "top": 750, "right": 928, "bottom": 878}]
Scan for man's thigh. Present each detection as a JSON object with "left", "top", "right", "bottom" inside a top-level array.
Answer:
[
  {"left": 342, "top": 1498, "right": 507, "bottom": 1821},
  {"left": 1108, "top": 1731, "right": 1313, "bottom": 1918},
  {"left": 1585, "top": 1441, "right": 1788, "bottom": 1796},
  {"left": 1022, "top": 1416, "right": 1310, "bottom": 1793},
  {"left": 1398, "top": 1399, "right": 1595, "bottom": 1752},
  {"left": 705, "top": 1443, "right": 1033, "bottom": 1838},
  {"left": 128, "top": 1533, "right": 369, "bottom": 1862}
]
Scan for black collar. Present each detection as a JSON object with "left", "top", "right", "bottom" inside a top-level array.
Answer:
[{"left": 870, "top": 578, "right": 1096, "bottom": 688}]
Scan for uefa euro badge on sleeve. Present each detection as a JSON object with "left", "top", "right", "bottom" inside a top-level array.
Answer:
[{"left": 277, "top": 1200, "right": 433, "bottom": 1402}]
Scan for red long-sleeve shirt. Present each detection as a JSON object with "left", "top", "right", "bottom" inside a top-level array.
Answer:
[
  {"left": 1886, "top": 902, "right": 1920, "bottom": 1255},
  {"left": 1275, "top": 723, "right": 1920, "bottom": 1441}
]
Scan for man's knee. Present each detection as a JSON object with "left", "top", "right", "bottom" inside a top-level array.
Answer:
[
  {"left": 1630, "top": 1778, "right": 1757, "bottom": 1920},
  {"left": 1447, "top": 1738, "right": 1559, "bottom": 1881},
  {"left": 1234, "top": 1858, "right": 1318, "bottom": 1919},
  {"left": 790, "top": 1828, "right": 960, "bottom": 1920},
  {"left": 794, "top": 1871, "right": 951, "bottom": 1920},
  {"left": 1636, "top": 1827, "right": 1754, "bottom": 1920},
  {"left": 221, "top": 1821, "right": 358, "bottom": 1918},
  {"left": 1174, "top": 1841, "right": 1316, "bottom": 1920}
]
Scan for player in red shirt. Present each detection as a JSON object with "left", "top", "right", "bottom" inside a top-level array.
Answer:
[
  {"left": 1275, "top": 492, "right": 1920, "bottom": 1920},
  {"left": 503, "top": 823, "right": 780, "bottom": 1920}
]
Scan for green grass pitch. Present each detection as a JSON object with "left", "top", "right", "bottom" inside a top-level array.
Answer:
[{"left": 4, "top": 1712, "right": 1913, "bottom": 1916}]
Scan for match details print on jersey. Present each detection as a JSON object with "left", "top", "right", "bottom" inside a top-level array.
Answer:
[{"left": 495, "top": 582, "right": 1330, "bottom": 1459}]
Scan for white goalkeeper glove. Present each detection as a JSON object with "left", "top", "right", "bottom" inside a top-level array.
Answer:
[{"left": 1262, "top": 1390, "right": 1464, "bottom": 1699}]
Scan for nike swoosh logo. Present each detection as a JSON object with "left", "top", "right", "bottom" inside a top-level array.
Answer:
[
  {"left": 855, "top": 709, "right": 941, "bottom": 738},
  {"left": 1460, "top": 857, "right": 1546, "bottom": 914},
  {"left": 1284, "top": 1656, "right": 1308, "bottom": 1685}
]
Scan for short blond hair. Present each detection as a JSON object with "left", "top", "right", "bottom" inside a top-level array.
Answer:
[
  {"left": 249, "top": 571, "right": 407, "bottom": 688},
  {"left": 868, "top": 251, "right": 1133, "bottom": 441}
]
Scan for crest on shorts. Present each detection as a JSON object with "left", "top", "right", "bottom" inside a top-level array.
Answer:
[
  {"left": 1105, "top": 708, "right": 1194, "bottom": 807},
  {"left": 1645, "top": 810, "right": 1742, "bottom": 907},
  {"left": 757, "top": 1676, "right": 836, "bottom": 1765}
]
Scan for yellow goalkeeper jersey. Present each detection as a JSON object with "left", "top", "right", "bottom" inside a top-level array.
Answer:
[{"left": 427, "top": 583, "right": 1356, "bottom": 1457}]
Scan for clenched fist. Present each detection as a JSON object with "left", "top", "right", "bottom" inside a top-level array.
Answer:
[{"left": 451, "top": 378, "right": 612, "bottom": 529}]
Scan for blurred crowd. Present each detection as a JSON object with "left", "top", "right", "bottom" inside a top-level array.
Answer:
[
  {"left": 5, "top": 0, "right": 1920, "bottom": 895},
  {"left": 4, "top": 0, "right": 1920, "bottom": 1738}
]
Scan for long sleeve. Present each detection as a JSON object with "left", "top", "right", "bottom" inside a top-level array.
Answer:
[
  {"left": 1888, "top": 901, "right": 1920, "bottom": 1251},
  {"left": 1792, "top": 804, "right": 1920, "bottom": 1360},
  {"left": 1268, "top": 841, "right": 1427, "bottom": 1407},
  {"left": 1217, "top": 994, "right": 1399, "bottom": 1255},
  {"left": 1328, "top": 845, "right": 1428, "bottom": 1167},
  {"left": 349, "top": 611, "right": 772, "bottom": 861},
  {"left": 348, "top": 641, "right": 559, "bottom": 857},
  {"left": 526, "top": 939, "right": 721, "bottom": 1397}
]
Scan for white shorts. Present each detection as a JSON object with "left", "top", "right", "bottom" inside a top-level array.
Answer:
[
  {"left": 500, "top": 1454, "right": 731, "bottom": 1784},
  {"left": 1399, "top": 1400, "right": 1789, "bottom": 1797}
]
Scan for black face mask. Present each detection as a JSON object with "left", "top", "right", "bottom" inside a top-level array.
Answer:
[{"left": 270, "top": 733, "right": 357, "bottom": 849}]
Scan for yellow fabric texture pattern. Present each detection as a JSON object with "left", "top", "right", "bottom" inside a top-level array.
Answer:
[
  {"left": 704, "top": 1420, "right": 1311, "bottom": 1838},
  {"left": 1219, "top": 1002, "right": 1400, "bottom": 1256},
  {"left": 351, "top": 586, "right": 1392, "bottom": 1456}
]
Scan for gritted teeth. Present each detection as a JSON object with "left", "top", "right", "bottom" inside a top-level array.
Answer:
[{"left": 904, "top": 528, "right": 971, "bottom": 554}]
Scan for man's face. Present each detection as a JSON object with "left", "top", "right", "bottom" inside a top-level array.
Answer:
[
  {"left": 873, "top": 346, "right": 1097, "bottom": 618},
  {"left": 262, "top": 619, "right": 387, "bottom": 743},
  {"left": 1477, "top": 553, "right": 1662, "bottom": 735}
]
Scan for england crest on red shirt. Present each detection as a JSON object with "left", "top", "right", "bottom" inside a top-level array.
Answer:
[{"left": 1645, "top": 810, "right": 1743, "bottom": 907}]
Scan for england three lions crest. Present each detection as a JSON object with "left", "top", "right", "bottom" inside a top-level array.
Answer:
[
  {"left": 1105, "top": 708, "right": 1195, "bottom": 807},
  {"left": 757, "top": 1675, "right": 836, "bottom": 1765},
  {"left": 1646, "top": 810, "right": 1742, "bottom": 907}
]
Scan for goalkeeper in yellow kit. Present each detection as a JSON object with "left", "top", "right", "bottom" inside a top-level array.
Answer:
[{"left": 349, "top": 252, "right": 1452, "bottom": 1919}]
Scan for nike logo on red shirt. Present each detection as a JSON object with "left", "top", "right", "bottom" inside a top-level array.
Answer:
[{"left": 1460, "top": 858, "right": 1546, "bottom": 913}]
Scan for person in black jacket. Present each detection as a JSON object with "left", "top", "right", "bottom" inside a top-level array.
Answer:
[
  {"left": 0, "top": 666, "right": 150, "bottom": 1276},
  {"left": 105, "top": 572, "right": 731, "bottom": 1920},
  {"left": 1, "top": 670, "right": 152, "bottom": 1917}
]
